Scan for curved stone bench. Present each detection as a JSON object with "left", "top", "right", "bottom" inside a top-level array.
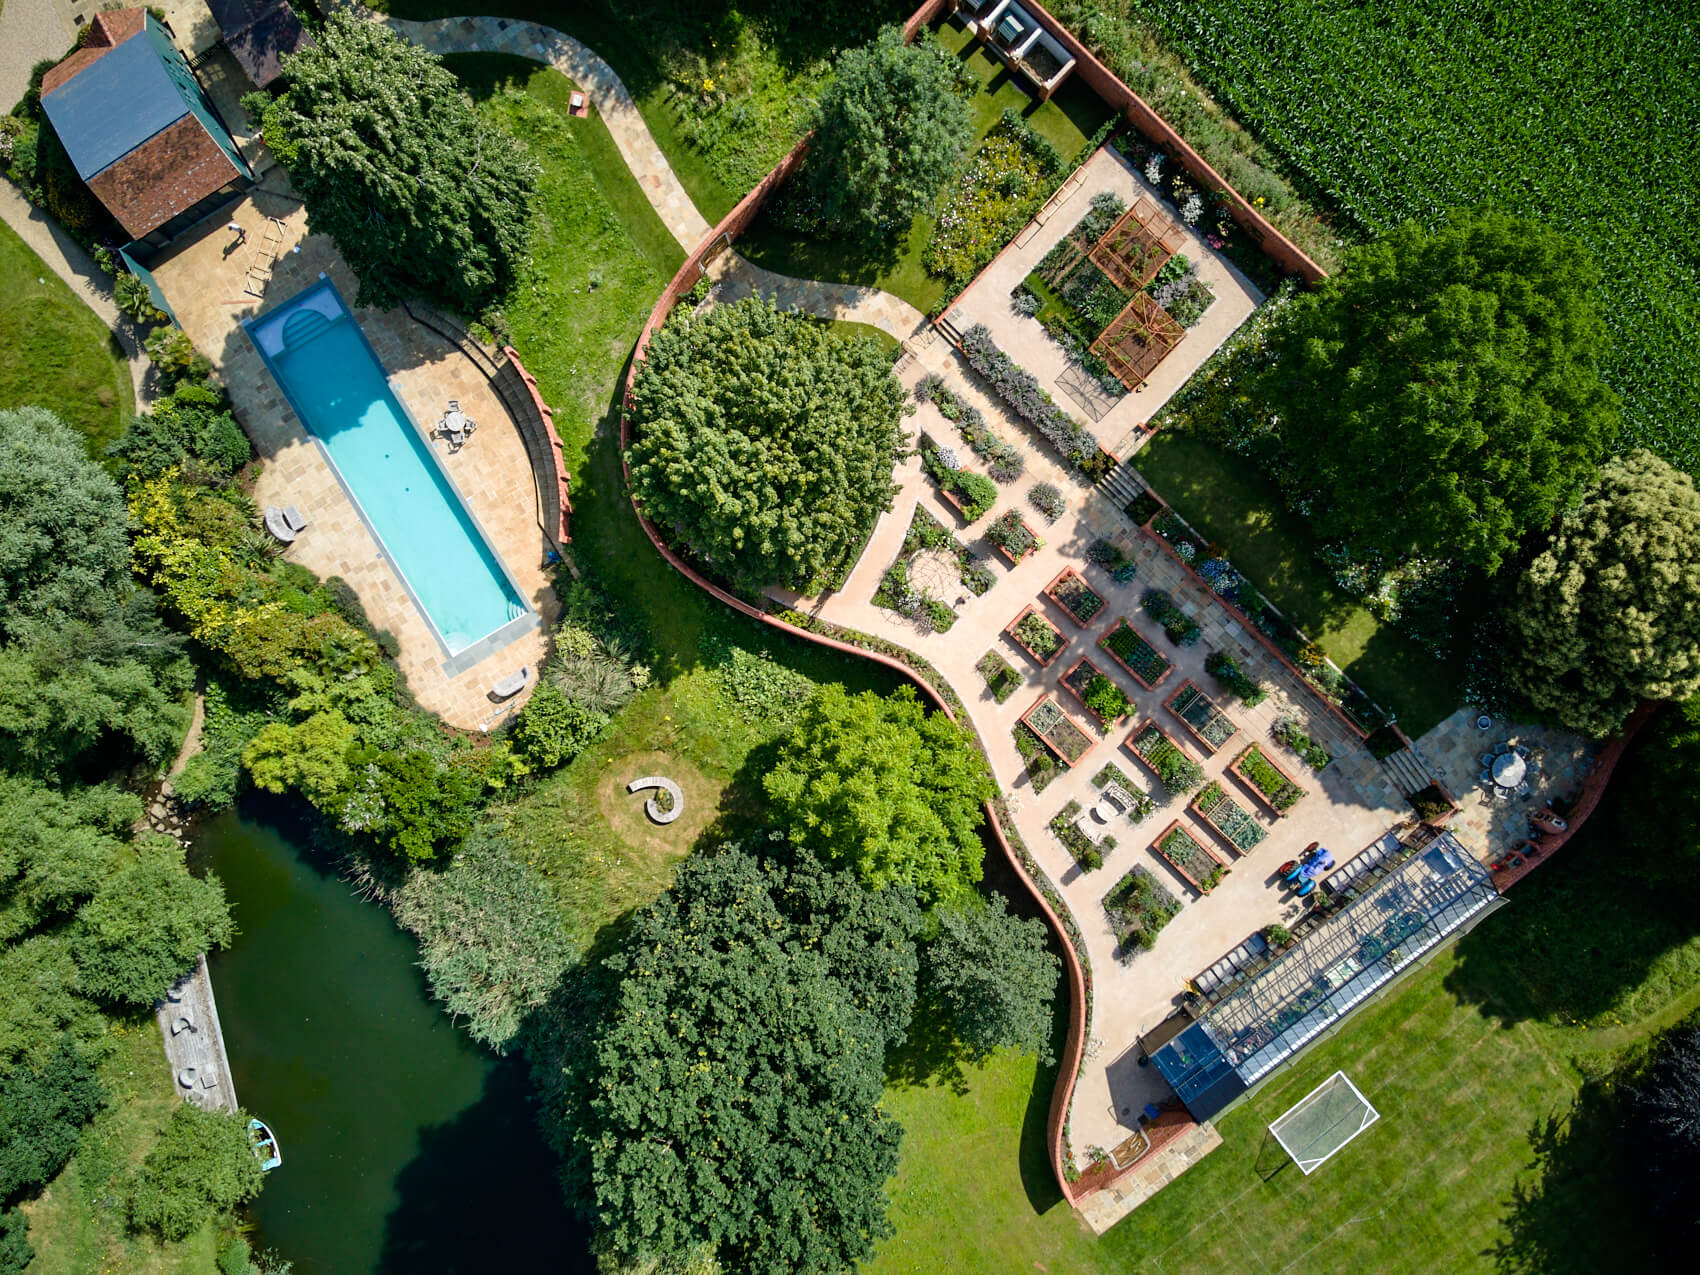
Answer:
[{"left": 626, "top": 775, "right": 684, "bottom": 825}]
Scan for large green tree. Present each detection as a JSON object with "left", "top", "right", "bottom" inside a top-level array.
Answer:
[
  {"left": 764, "top": 684, "right": 993, "bottom": 907},
  {"left": 926, "top": 893, "right": 1060, "bottom": 1064},
  {"left": 564, "top": 845, "right": 906, "bottom": 1275},
  {"left": 128, "top": 1104, "right": 265, "bottom": 1241},
  {"left": 1501, "top": 451, "right": 1700, "bottom": 737},
  {"left": 250, "top": 14, "right": 535, "bottom": 313},
  {"left": 70, "top": 841, "right": 235, "bottom": 1008},
  {"left": 0, "top": 407, "right": 131, "bottom": 642},
  {"left": 806, "top": 26, "right": 971, "bottom": 239},
  {"left": 0, "top": 1038, "right": 103, "bottom": 1201},
  {"left": 625, "top": 298, "right": 907, "bottom": 590},
  {"left": 1259, "top": 211, "right": 1618, "bottom": 570}
]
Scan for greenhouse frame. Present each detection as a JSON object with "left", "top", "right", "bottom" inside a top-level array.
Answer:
[{"left": 1151, "top": 832, "right": 1500, "bottom": 1119}]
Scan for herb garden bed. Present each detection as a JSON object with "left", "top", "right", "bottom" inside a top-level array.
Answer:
[
  {"left": 1190, "top": 781, "right": 1267, "bottom": 855},
  {"left": 1099, "top": 616, "right": 1172, "bottom": 689},
  {"left": 1124, "top": 719, "right": 1204, "bottom": 795},
  {"left": 977, "top": 649, "right": 1021, "bottom": 703},
  {"left": 1103, "top": 865, "right": 1181, "bottom": 954},
  {"left": 1020, "top": 693, "right": 1095, "bottom": 767},
  {"left": 1140, "top": 587, "right": 1200, "bottom": 645},
  {"left": 920, "top": 434, "right": 998, "bottom": 522},
  {"left": 1050, "top": 799, "right": 1114, "bottom": 871},
  {"left": 1006, "top": 604, "right": 1065, "bottom": 668},
  {"left": 1273, "top": 716, "right": 1333, "bottom": 771},
  {"left": 1230, "top": 742, "right": 1308, "bottom": 816},
  {"left": 987, "top": 509, "right": 1041, "bottom": 564},
  {"left": 1043, "top": 567, "right": 1106, "bottom": 627},
  {"left": 872, "top": 505, "right": 994, "bottom": 631},
  {"left": 958, "top": 324, "right": 1116, "bottom": 482},
  {"left": 1061, "top": 655, "right": 1131, "bottom": 726},
  {"left": 1014, "top": 721, "right": 1061, "bottom": 793},
  {"left": 1165, "top": 680, "right": 1239, "bottom": 755},
  {"left": 1205, "top": 650, "right": 1265, "bottom": 706},
  {"left": 1150, "top": 818, "right": 1228, "bottom": 894}
]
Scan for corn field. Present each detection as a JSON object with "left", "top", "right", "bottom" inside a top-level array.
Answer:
[{"left": 1127, "top": 0, "right": 1700, "bottom": 469}]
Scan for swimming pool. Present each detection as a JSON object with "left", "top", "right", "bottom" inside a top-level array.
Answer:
[{"left": 246, "top": 280, "right": 533, "bottom": 671}]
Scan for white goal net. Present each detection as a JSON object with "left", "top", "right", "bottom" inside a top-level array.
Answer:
[{"left": 1268, "top": 1071, "right": 1380, "bottom": 1174}]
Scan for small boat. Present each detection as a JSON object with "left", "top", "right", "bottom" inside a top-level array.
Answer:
[{"left": 248, "top": 1118, "right": 282, "bottom": 1172}]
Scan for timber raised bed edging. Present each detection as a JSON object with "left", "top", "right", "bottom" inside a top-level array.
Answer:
[
  {"left": 1061, "top": 654, "right": 1128, "bottom": 727},
  {"left": 1150, "top": 817, "right": 1229, "bottom": 894},
  {"left": 1043, "top": 565, "right": 1106, "bottom": 627},
  {"left": 1189, "top": 782, "right": 1266, "bottom": 857},
  {"left": 1007, "top": 603, "right": 1066, "bottom": 668},
  {"left": 1164, "top": 679, "right": 1239, "bottom": 755},
  {"left": 1123, "top": 717, "right": 1197, "bottom": 785},
  {"left": 1020, "top": 692, "right": 1097, "bottom": 768},
  {"left": 1098, "top": 616, "right": 1172, "bottom": 691},
  {"left": 1229, "top": 742, "right": 1308, "bottom": 817}
]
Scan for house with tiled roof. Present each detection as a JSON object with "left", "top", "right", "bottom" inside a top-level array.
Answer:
[{"left": 39, "top": 8, "right": 254, "bottom": 251}]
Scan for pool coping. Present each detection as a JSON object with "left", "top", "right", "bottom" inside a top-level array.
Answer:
[{"left": 243, "top": 277, "right": 539, "bottom": 678}]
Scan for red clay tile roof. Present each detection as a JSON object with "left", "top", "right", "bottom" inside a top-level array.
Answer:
[
  {"left": 87, "top": 114, "right": 242, "bottom": 238},
  {"left": 40, "top": 9, "right": 147, "bottom": 96}
]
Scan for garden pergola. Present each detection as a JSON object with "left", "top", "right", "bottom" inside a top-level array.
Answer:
[
  {"left": 1089, "top": 195, "right": 1188, "bottom": 290},
  {"left": 1091, "top": 293, "right": 1185, "bottom": 389}
]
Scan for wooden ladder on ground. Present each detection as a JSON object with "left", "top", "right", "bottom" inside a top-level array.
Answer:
[{"left": 244, "top": 219, "right": 287, "bottom": 298}]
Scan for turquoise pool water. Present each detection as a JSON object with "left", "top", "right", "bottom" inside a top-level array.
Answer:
[{"left": 247, "top": 281, "right": 528, "bottom": 659}]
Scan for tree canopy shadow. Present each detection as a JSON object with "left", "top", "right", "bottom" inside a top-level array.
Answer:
[
  {"left": 378, "top": 1054, "right": 594, "bottom": 1274},
  {"left": 1443, "top": 780, "right": 1700, "bottom": 1029}
]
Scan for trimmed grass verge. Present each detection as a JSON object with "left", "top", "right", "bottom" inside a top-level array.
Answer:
[
  {"left": 1135, "top": 428, "right": 1462, "bottom": 735},
  {"left": 0, "top": 219, "right": 133, "bottom": 455}
]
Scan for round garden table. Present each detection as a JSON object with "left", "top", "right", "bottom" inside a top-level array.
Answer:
[{"left": 1491, "top": 753, "right": 1527, "bottom": 789}]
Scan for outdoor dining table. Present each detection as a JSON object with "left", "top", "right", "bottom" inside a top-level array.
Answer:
[
  {"left": 1491, "top": 752, "right": 1527, "bottom": 789},
  {"left": 442, "top": 410, "right": 471, "bottom": 434}
]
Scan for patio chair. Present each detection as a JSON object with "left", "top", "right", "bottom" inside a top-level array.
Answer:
[{"left": 1479, "top": 768, "right": 1493, "bottom": 786}]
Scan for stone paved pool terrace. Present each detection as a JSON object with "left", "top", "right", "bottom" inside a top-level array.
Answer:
[{"left": 147, "top": 188, "right": 556, "bottom": 729}]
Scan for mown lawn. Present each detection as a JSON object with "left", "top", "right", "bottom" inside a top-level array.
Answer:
[
  {"left": 450, "top": 54, "right": 903, "bottom": 937},
  {"left": 1134, "top": 429, "right": 1464, "bottom": 735},
  {"left": 21, "top": 1024, "right": 223, "bottom": 1275},
  {"left": 738, "top": 15, "right": 1115, "bottom": 314},
  {"left": 382, "top": 0, "right": 913, "bottom": 224},
  {"left": 0, "top": 219, "right": 132, "bottom": 454},
  {"left": 869, "top": 799, "right": 1700, "bottom": 1274}
]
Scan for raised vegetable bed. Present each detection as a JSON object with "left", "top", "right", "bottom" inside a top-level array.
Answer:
[
  {"left": 1099, "top": 616, "right": 1172, "bottom": 689},
  {"left": 1230, "top": 743, "right": 1308, "bottom": 816},
  {"left": 1050, "top": 799, "right": 1113, "bottom": 871},
  {"left": 1150, "top": 818, "right": 1228, "bottom": 894},
  {"left": 1020, "top": 693, "right": 1095, "bottom": 767},
  {"left": 1044, "top": 567, "right": 1106, "bottom": 626},
  {"left": 1165, "top": 680, "right": 1239, "bottom": 755},
  {"left": 1124, "top": 719, "right": 1204, "bottom": 795},
  {"left": 1006, "top": 604, "right": 1065, "bottom": 668},
  {"left": 1061, "top": 655, "right": 1131, "bottom": 726},
  {"left": 1190, "top": 781, "right": 1267, "bottom": 855}
]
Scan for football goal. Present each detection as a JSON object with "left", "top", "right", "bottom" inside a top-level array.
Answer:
[{"left": 1268, "top": 1071, "right": 1380, "bottom": 1174}]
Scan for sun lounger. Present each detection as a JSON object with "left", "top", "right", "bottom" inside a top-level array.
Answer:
[
  {"left": 490, "top": 666, "right": 531, "bottom": 700},
  {"left": 264, "top": 505, "right": 307, "bottom": 542}
]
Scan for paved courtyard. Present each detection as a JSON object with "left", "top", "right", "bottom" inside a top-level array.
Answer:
[
  {"left": 778, "top": 334, "right": 1417, "bottom": 1155},
  {"left": 946, "top": 145, "right": 1263, "bottom": 456},
  {"left": 149, "top": 188, "right": 556, "bottom": 730}
]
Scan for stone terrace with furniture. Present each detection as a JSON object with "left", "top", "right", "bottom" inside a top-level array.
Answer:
[{"left": 148, "top": 187, "right": 557, "bottom": 730}]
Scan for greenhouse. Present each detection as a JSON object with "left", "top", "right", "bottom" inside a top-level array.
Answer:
[{"left": 1151, "top": 832, "right": 1500, "bottom": 1119}]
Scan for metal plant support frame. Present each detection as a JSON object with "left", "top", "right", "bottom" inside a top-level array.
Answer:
[
  {"left": 1089, "top": 195, "right": 1189, "bottom": 290},
  {"left": 1092, "top": 292, "right": 1186, "bottom": 389}
]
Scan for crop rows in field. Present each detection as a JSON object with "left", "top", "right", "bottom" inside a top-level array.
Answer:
[{"left": 1128, "top": 0, "right": 1700, "bottom": 470}]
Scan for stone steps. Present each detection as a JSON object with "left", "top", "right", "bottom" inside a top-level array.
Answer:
[
  {"left": 1095, "top": 462, "right": 1144, "bottom": 514},
  {"left": 1378, "top": 745, "right": 1435, "bottom": 798}
]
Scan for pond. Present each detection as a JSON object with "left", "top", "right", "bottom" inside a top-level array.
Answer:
[{"left": 197, "top": 798, "right": 592, "bottom": 1274}]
